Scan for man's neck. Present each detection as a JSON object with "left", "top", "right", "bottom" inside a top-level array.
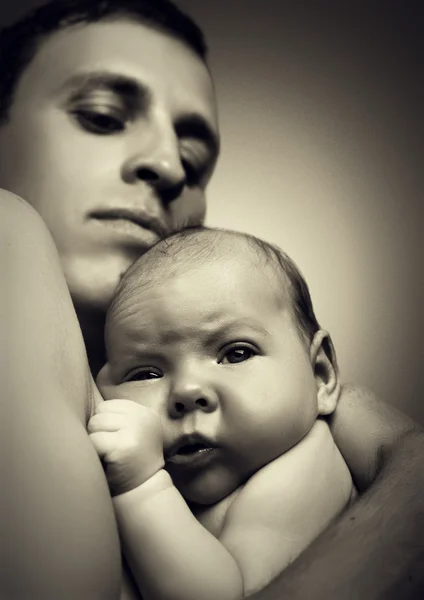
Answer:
[{"left": 76, "top": 305, "right": 107, "bottom": 378}]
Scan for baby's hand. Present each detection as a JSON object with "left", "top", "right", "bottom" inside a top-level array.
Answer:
[{"left": 88, "top": 399, "right": 164, "bottom": 496}]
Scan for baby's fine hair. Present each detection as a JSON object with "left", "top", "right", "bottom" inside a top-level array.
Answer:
[{"left": 110, "top": 226, "right": 321, "bottom": 347}]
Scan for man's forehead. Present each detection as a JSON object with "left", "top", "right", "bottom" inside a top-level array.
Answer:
[{"left": 19, "top": 18, "right": 218, "bottom": 125}]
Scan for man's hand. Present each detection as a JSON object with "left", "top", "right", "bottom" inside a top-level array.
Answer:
[{"left": 88, "top": 399, "right": 164, "bottom": 496}]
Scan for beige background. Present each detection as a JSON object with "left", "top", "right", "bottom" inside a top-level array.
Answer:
[{"left": 2, "top": 1, "right": 422, "bottom": 422}]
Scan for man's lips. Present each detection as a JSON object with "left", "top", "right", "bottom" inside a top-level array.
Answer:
[
  {"left": 166, "top": 434, "right": 218, "bottom": 467},
  {"left": 90, "top": 208, "right": 169, "bottom": 239}
]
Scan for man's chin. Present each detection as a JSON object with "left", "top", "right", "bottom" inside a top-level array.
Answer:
[
  {"left": 73, "top": 300, "right": 108, "bottom": 376},
  {"left": 64, "top": 256, "right": 132, "bottom": 313},
  {"left": 70, "top": 282, "right": 114, "bottom": 314}
]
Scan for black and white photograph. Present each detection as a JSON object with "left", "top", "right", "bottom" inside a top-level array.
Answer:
[{"left": 1, "top": 1, "right": 422, "bottom": 598}]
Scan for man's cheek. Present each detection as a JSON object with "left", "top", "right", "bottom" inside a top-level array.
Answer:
[{"left": 170, "top": 188, "right": 206, "bottom": 231}]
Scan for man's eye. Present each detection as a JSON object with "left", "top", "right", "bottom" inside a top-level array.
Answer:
[
  {"left": 182, "top": 159, "right": 203, "bottom": 187},
  {"left": 72, "top": 109, "right": 125, "bottom": 135},
  {"left": 220, "top": 346, "right": 256, "bottom": 365},
  {"left": 125, "top": 368, "right": 162, "bottom": 382},
  {"left": 180, "top": 141, "right": 212, "bottom": 187}
]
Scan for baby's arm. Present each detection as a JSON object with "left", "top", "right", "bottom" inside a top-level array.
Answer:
[
  {"left": 89, "top": 400, "right": 243, "bottom": 600},
  {"left": 89, "top": 402, "right": 352, "bottom": 600},
  {"left": 114, "top": 470, "right": 244, "bottom": 600}
]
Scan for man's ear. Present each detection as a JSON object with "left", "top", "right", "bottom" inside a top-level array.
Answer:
[{"left": 309, "top": 330, "right": 340, "bottom": 416}]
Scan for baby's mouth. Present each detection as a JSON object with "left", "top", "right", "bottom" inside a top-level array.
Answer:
[{"left": 166, "top": 435, "right": 218, "bottom": 467}]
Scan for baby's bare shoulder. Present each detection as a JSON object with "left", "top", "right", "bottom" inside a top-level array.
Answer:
[
  {"left": 194, "top": 487, "right": 243, "bottom": 537},
  {"left": 223, "top": 420, "right": 352, "bottom": 537},
  {"left": 214, "top": 423, "right": 351, "bottom": 594}
]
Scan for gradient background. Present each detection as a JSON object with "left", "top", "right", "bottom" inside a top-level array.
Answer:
[{"left": 1, "top": 1, "right": 422, "bottom": 422}]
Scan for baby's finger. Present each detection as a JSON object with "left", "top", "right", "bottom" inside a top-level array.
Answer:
[
  {"left": 89, "top": 430, "right": 118, "bottom": 459},
  {"left": 88, "top": 412, "right": 127, "bottom": 434}
]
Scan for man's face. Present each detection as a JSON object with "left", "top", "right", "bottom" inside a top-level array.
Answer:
[
  {"left": 98, "top": 247, "right": 322, "bottom": 505},
  {"left": 0, "top": 19, "right": 219, "bottom": 310}
]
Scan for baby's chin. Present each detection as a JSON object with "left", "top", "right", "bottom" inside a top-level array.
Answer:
[
  {"left": 183, "top": 487, "right": 237, "bottom": 507},
  {"left": 170, "top": 467, "right": 243, "bottom": 507}
]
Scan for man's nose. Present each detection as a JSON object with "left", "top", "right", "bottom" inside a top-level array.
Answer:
[
  {"left": 167, "top": 378, "right": 219, "bottom": 419},
  {"left": 121, "top": 117, "right": 186, "bottom": 205}
]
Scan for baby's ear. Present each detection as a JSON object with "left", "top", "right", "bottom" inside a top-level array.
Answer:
[{"left": 310, "top": 330, "right": 340, "bottom": 416}]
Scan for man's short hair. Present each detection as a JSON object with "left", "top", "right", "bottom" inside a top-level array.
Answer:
[
  {"left": 0, "top": 0, "right": 207, "bottom": 125},
  {"left": 111, "top": 226, "right": 322, "bottom": 348}
]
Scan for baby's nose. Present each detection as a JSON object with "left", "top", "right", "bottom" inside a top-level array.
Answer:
[{"left": 167, "top": 381, "right": 218, "bottom": 418}]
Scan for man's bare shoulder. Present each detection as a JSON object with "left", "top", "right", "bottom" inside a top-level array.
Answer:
[
  {"left": 1, "top": 187, "right": 42, "bottom": 219},
  {"left": 0, "top": 188, "right": 56, "bottom": 254},
  {"left": 1, "top": 188, "right": 95, "bottom": 425}
]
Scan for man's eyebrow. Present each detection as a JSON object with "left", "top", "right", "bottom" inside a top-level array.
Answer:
[
  {"left": 60, "top": 72, "right": 219, "bottom": 154},
  {"left": 61, "top": 71, "right": 220, "bottom": 158},
  {"left": 61, "top": 71, "right": 150, "bottom": 110}
]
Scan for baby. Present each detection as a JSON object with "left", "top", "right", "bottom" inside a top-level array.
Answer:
[{"left": 89, "top": 227, "right": 354, "bottom": 600}]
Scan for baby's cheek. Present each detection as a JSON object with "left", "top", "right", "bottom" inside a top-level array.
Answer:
[
  {"left": 97, "top": 382, "right": 121, "bottom": 401},
  {"left": 98, "top": 382, "right": 155, "bottom": 409},
  {"left": 96, "top": 375, "right": 131, "bottom": 402},
  {"left": 96, "top": 363, "right": 128, "bottom": 401}
]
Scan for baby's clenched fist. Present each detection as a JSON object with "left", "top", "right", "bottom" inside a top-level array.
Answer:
[{"left": 88, "top": 399, "right": 164, "bottom": 496}]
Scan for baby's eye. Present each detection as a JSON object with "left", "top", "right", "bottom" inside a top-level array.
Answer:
[
  {"left": 219, "top": 345, "right": 257, "bottom": 365},
  {"left": 125, "top": 368, "right": 162, "bottom": 382},
  {"left": 72, "top": 108, "right": 126, "bottom": 135}
]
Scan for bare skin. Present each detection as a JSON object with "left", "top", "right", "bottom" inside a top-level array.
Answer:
[
  {"left": 0, "top": 19, "right": 219, "bottom": 373},
  {"left": 1, "top": 14, "right": 424, "bottom": 600},
  {"left": 2, "top": 193, "right": 119, "bottom": 598},
  {"left": 88, "top": 235, "right": 354, "bottom": 600},
  {"left": 3, "top": 191, "right": 423, "bottom": 599}
]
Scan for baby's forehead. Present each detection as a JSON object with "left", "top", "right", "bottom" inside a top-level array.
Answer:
[
  {"left": 110, "top": 243, "right": 292, "bottom": 337},
  {"left": 104, "top": 233, "right": 298, "bottom": 357},
  {"left": 122, "top": 234, "right": 280, "bottom": 294}
]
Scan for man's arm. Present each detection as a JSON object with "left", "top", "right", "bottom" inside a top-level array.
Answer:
[
  {"left": 250, "top": 384, "right": 424, "bottom": 600},
  {"left": 1, "top": 191, "right": 121, "bottom": 599}
]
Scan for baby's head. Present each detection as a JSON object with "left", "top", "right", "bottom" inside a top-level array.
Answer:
[{"left": 98, "top": 227, "right": 340, "bottom": 505}]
